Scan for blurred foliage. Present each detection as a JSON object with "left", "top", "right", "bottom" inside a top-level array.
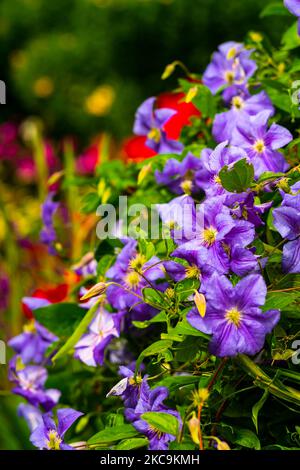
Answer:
[{"left": 0, "top": 0, "right": 286, "bottom": 144}]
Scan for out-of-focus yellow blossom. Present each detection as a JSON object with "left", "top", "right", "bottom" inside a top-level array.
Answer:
[
  {"left": 85, "top": 85, "right": 115, "bottom": 116},
  {"left": 33, "top": 77, "right": 54, "bottom": 98}
]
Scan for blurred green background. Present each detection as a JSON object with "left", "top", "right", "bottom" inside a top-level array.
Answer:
[
  {"left": 0, "top": 0, "right": 283, "bottom": 145},
  {"left": 0, "top": 0, "right": 288, "bottom": 450}
]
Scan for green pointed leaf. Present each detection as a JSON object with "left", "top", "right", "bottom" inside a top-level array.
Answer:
[
  {"left": 88, "top": 424, "right": 138, "bottom": 445},
  {"left": 141, "top": 411, "right": 180, "bottom": 436},
  {"left": 252, "top": 390, "right": 269, "bottom": 433},
  {"left": 52, "top": 299, "right": 101, "bottom": 362}
]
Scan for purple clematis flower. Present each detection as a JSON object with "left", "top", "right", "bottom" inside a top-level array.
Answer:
[
  {"left": 227, "top": 192, "right": 272, "bottom": 228},
  {"left": 107, "top": 365, "right": 145, "bottom": 411},
  {"left": 231, "top": 110, "right": 292, "bottom": 177},
  {"left": 284, "top": 0, "right": 300, "bottom": 34},
  {"left": 273, "top": 181, "right": 300, "bottom": 273},
  {"left": 155, "top": 153, "right": 202, "bottom": 195},
  {"left": 74, "top": 307, "right": 123, "bottom": 366},
  {"left": 106, "top": 238, "right": 164, "bottom": 320},
  {"left": 188, "top": 273, "right": 280, "bottom": 357},
  {"left": 203, "top": 42, "right": 257, "bottom": 97},
  {"left": 18, "top": 403, "right": 43, "bottom": 432},
  {"left": 30, "top": 408, "right": 83, "bottom": 450},
  {"left": 171, "top": 196, "right": 257, "bottom": 275},
  {"left": 128, "top": 381, "right": 181, "bottom": 450},
  {"left": 40, "top": 192, "right": 59, "bottom": 255},
  {"left": 164, "top": 246, "right": 215, "bottom": 293},
  {"left": 195, "top": 141, "right": 249, "bottom": 198},
  {"left": 9, "top": 357, "right": 61, "bottom": 411},
  {"left": 133, "top": 97, "right": 183, "bottom": 155},
  {"left": 8, "top": 320, "right": 58, "bottom": 365},
  {"left": 213, "top": 91, "right": 274, "bottom": 143}
]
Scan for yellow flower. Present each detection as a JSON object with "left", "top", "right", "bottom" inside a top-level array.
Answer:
[
  {"left": 33, "top": 77, "right": 54, "bottom": 98},
  {"left": 85, "top": 85, "right": 115, "bottom": 116}
]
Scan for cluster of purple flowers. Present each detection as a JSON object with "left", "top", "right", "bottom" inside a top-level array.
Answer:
[
  {"left": 8, "top": 300, "right": 83, "bottom": 449},
  {"left": 108, "top": 366, "right": 180, "bottom": 450}
]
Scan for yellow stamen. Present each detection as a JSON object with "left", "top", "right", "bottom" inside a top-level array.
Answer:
[
  {"left": 124, "top": 271, "right": 141, "bottom": 290},
  {"left": 232, "top": 96, "right": 244, "bottom": 110},
  {"left": 214, "top": 174, "right": 222, "bottom": 185},
  {"left": 225, "top": 307, "right": 242, "bottom": 327},
  {"left": 23, "top": 320, "right": 36, "bottom": 334},
  {"left": 147, "top": 128, "right": 161, "bottom": 143},
  {"left": 253, "top": 139, "right": 265, "bottom": 154},
  {"left": 185, "top": 264, "right": 201, "bottom": 279},
  {"left": 47, "top": 430, "right": 62, "bottom": 450},
  {"left": 180, "top": 179, "right": 193, "bottom": 195},
  {"left": 224, "top": 70, "right": 235, "bottom": 84},
  {"left": 203, "top": 227, "right": 218, "bottom": 246},
  {"left": 129, "top": 253, "right": 147, "bottom": 272}
]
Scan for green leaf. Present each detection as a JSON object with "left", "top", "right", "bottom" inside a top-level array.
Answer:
[
  {"left": 88, "top": 424, "right": 138, "bottom": 445},
  {"left": 34, "top": 303, "right": 86, "bottom": 338},
  {"left": 52, "top": 299, "right": 101, "bottom": 362},
  {"left": 282, "top": 22, "right": 300, "bottom": 50},
  {"left": 142, "top": 287, "right": 165, "bottom": 308},
  {"left": 136, "top": 339, "right": 173, "bottom": 371},
  {"left": 252, "top": 390, "right": 269, "bottom": 433},
  {"left": 171, "top": 316, "right": 210, "bottom": 338},
  {"left": 141, "top": 411, "right": 180, "bottom": 436},
  {"left": 132, "top": 311, "right": 167, "bottom": 329},
  {"left": 263, "top": 291, "right": 300, "bottom": 311},
  {"left": 234, "top": 428, "right": 261, "bottom": 450},
  {"left": 260, "top": 2, "right": 290, "bottom": 18},
  {"left": 219, "top": 159, "right": 254, "bottom": 193},
  {"left": 115, "top": 438, "right": 149, "bottom": 450},
  {"left": 175, "top": 278, "right": 200, "bottom": 302}
]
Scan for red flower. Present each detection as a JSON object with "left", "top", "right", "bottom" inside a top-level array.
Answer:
[
  {"left": 156, "top": 92, "right": 201, "bottom": 140},
  {"left": 22, "top": 283, "right": 69, "bottom": 319},
  {"left": 122, "top": 91, "right": 201, "bottom": 163},
  {"left": 122, "top": 135, "right": 156, "bottom": 163}
]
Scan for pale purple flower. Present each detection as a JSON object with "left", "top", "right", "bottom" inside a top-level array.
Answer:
[
  {"left": 40, "top": 192, "right": 59, "bottom": 255},
  {"left": 18, "top": 404, "right": 43, "bottom": 432},
  {"left": 30, "top": 408, "right": 83, "bottom": 450},
  {"left": 284, "top": 0, "right": 300, "bottom": 34},
  {"left": 9, "top": 357, "right": 61, "bottom": 411},
  {"left": 133, "top": 97, "right": 183, "bottom": 154},
  {"left": 231, "top": 111, "right": 292, "bottom": 177},
  {"left": 74, "top": 307, "right": 123, "bottom": 366},
  {"left": 188, "top": 273, "right": 280, "bottom": 356},
  {"left": 273, "top": 182, "right": 300, "bottom": 273},
  {"left": 203, "top": 42, "right": 257, "bottom": 97},
  {"left": 213, "top": 91, "right": 274, "bottom": 143},
  {"left": 155, "top": 153, "right": 202, "bottom": 195},
  {"left": 8, "top": 321, "right": 58, "bottom": 364}
]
